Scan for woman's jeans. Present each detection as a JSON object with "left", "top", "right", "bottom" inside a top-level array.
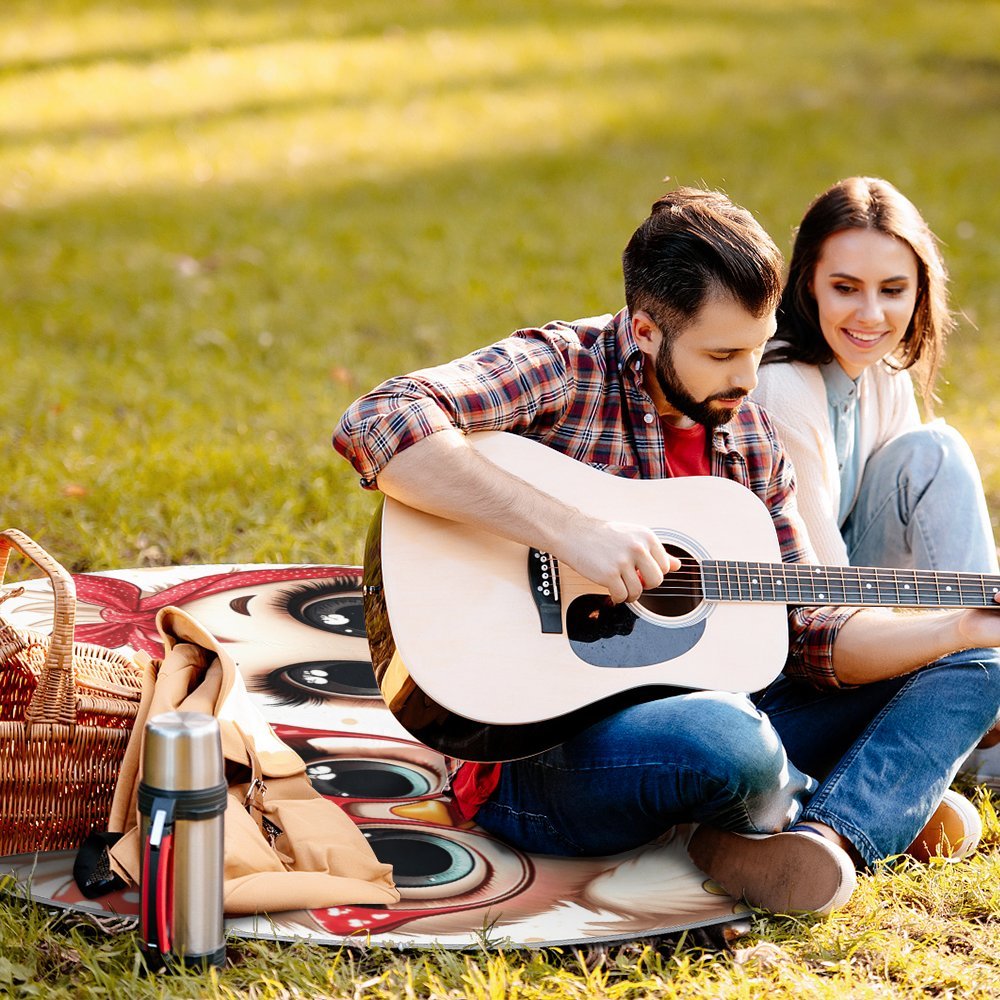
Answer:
[
  {"left": 841, "top": 422, "right": 1000, "bottom": 783},
  {"left": 756, "top": 648, "right": 1000, "bottom": 865},
  {"left": 842, "top": 422, "right": 998, "bottom": 574},
  {"left": 476, "top": 427, "right": 1000, "bottom": 867}
]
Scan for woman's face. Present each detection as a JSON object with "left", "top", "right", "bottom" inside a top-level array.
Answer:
[{"left": 811, "top": 228, "right": 919, "bottom": 379}]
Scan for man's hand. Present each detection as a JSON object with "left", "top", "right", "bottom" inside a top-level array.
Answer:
[{"left": 555, "top": 515, "right": 681, "bottom": 604}]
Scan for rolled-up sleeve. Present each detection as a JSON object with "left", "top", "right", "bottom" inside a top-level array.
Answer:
[
  {"left": 333, "top": 332, "right": 574, "bottom": 488},
  {"left": 785, "top": 605, "right": 858, "bottom": 687},
  {"left": 333, "top": 390, "right": 458, "bottom": 488}
]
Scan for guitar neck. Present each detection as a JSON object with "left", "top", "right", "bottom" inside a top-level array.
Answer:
[{"left": 701, "top": 561, "right": 1000, "bottom": 609}]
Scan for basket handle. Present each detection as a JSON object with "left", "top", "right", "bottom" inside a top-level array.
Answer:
[{"left": 0, "top": 528, "right": 78, "bottom": 728}]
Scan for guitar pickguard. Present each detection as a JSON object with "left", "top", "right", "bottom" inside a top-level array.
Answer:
[{"left": 566, "top": 594, "right": 706, "bottom": 667}]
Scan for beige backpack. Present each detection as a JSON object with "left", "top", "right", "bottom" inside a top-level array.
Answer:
[{"left": 105, "top": 606, "right": 399, "bottom": 915}]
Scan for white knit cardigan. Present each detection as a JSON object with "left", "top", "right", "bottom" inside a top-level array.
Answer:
[{"left": 752, "top": 359, "right": 921, "bottom": 566}]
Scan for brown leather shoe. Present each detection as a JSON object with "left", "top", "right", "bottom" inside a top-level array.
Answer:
[
  {"left": 688, "top": 826, "right": 857, "bottom": 915},
  {"left": 907, "top": 789, "right": 982, "bottom": 862}
]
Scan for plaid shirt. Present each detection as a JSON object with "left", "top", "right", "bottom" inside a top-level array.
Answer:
[{"left": 334, "top": 308, "right": 858, "bottom": 688}]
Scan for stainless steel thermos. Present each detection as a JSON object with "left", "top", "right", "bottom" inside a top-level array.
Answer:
[{"left": 139, "top": 711, "right": 227, "bottom": 970}]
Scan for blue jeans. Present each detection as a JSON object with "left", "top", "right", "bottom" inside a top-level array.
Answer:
[
  {"left": 755, "top": 647, "right": 1000, "bottom": 865},
  {"left": 842, "top": 423, "right": 999, "bottom": 574},
  {"left": 840, "top": 423, "right": 1000, "bottom": 785},
  {"left": 475, "top": 691, "right": 816, "bottom": 857},
  {"left": 475, "top": 649, "right": 1000, "bottom": 868}
]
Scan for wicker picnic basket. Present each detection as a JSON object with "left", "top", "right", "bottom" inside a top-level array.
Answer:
[{"left": 0, "top": 528, "right": 145, "bottom": 856}]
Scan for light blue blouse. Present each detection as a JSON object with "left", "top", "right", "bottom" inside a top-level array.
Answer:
[{"left": 820, "top": 360, "right": 864, "bottom": 527}]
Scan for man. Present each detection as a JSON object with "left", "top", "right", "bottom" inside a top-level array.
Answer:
[{"left": 333, "top": 188, "right": 1000, "bottom": 915}]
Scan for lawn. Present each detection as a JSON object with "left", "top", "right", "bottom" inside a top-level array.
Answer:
[{"left": 3, "top": 1, "right": 1000, "bottom": 996}]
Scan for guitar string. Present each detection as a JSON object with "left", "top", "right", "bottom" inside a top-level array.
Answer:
[
  {"left": 538, "top": 542, "right": 1000, "bottom": 589},
  {"left": 555, "top": 584, "right": 999, "bottom": 606},
  {"left": 556, "top": 564, "right": 1000, "bottom": 605},
  {"left": 643, "top": 573, "right": 1000, "bottom": 599}
]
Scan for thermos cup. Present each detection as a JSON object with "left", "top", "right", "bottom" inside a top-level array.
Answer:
[{"left": 139, "top": 711, "right": 227, "bottom": 970}]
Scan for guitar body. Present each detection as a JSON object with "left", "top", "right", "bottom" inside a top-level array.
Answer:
[{"left": 364, "top": 432, "right": 789, "bottom": 761}]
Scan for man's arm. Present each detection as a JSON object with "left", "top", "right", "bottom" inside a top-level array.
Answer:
[
  {"left": 334, "top": 328, "right": 584, "bottom": 489},
  {"left": 376, "top": 428, "right": 678, "bottom": 605},
  {"left": 831, "top": 603, "right": 1000, "bottom": 685}
]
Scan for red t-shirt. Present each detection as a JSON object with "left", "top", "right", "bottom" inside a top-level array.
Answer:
[
  {"left": 450, "top": 421, "right": 710, "bottom": 820},
  {"left": 659, "top": 419, "right": 710, "bottom": 478}
]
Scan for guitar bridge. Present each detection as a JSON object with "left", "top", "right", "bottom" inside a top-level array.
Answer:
[{"left": 528, "top": 549, "right": 563, "bottom": 633}]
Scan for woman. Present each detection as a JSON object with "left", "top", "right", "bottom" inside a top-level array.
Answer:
[{"left": 753, "top": 176, "right": 1000, "bottom": 853}]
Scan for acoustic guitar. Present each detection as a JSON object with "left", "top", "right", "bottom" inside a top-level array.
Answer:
[{"left": 362, "top": 431, "right": 1000, "bottom": 762}]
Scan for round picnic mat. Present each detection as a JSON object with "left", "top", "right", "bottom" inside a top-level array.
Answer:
[{"left": 0, "top": 563, "right": 744, "bottom": 949}]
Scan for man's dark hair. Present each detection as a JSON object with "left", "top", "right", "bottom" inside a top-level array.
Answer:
[{"left": 622, "top": 187, "right": 783, "bottom": 341}]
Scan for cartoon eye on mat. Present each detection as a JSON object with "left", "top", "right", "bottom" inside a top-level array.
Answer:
[
  {"left": 276, "top": 584, "right": 367, "bottom": 638},
  {"left": 309, "top": 819, "right": 533, "bottom": 939},
  {"left": 250, "top": 660, "right": 381, "bottom": 706},
  {"left": 211, "top": 580, "right": 366, "bottom": 638},
  {"left": 361, "top": 825, "right": 490, "bottom": 900},
  {"left": 305, "top": 757, "right": 439, "bottom": 800},
  {"left": 279, "top": 730, "right": 449, "bottom": 803}
]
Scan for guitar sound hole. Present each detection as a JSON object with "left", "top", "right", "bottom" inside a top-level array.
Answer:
[{"left": 636, "top": 543, "right": 703, "bottom": 618}]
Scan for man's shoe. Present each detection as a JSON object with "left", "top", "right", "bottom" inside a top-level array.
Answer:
[
  {"left": 687, "top": 826, "right": 857, "bottom": 915},
  {"left": 906, "top": 789, "right": 982, "bottom": 862}
]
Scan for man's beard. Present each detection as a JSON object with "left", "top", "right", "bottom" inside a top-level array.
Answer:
[{"left": 653, "top": 339, "right": 748, "bottom": 429}]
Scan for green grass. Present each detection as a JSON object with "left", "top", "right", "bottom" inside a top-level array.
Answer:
[
  {"left": 3, "top": 0, "right": 1000, "bottom": 995},
  {"left": 4, "top": 801, "right": 1000, "bottom": 997}
]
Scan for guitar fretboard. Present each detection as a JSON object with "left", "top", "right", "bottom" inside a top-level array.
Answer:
[{"left": 701, "top": 561, "right": 1000, "bottom": 609}]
